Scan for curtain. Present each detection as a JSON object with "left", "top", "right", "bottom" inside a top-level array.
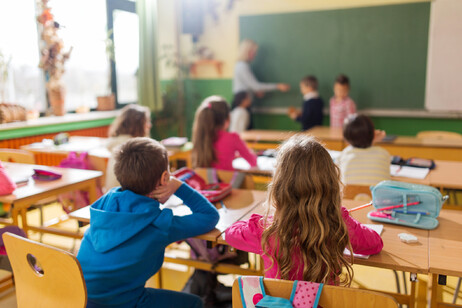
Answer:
[{"left": 137, "top": 0, "right": 162, "bottom": 111}]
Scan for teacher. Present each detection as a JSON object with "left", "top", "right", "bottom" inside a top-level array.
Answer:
[{"left": 233, "top": 39, "right": 290, "bottom": 96}]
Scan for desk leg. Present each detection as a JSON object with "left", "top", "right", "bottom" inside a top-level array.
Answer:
[
  {"left": 88, "top": 180, "right": 98, "bottom": 204},
  {"left": 11, "top": 207, "right": 19, "bottom": 226},
  {"left": 409, "top": 273, "right": 417, "bottom": 308},
  {"left": 20, "top": 208, "right": 29, "bottom": 236}
]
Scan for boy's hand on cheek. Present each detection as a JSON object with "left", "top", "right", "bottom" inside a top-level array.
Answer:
[{"left": 150, "top": 177, "right": 183, "bottom": 204}]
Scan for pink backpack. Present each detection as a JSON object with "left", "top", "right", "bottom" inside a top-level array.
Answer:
[
  {"left": 58, "top": 152, "right": 100, "bottom": 213},
  {"left": 0, "top": 161, "right": 16, "bottom": 196}
]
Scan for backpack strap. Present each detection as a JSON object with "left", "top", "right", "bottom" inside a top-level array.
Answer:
[
  {"left": 292, "top": 281, "right": 324, "bottom": 308},
  {"left": 238, "top": 276, "right": 266, "bottom": 308}
]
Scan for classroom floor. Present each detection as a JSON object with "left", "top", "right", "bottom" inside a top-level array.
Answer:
[{"left": 0, "top": 204, "right": 460, "bottom": 307}]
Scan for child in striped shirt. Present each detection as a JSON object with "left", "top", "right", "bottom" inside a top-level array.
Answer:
[
  {"left": 330, "top": 74, "right": 356, "bottom": 128},
  {"left": 338, "top": 114, "right": 390, "bottom": 186}
]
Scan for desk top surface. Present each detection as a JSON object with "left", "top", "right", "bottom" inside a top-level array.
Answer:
[
  {"left": 241, "top": 127, "right": 462, "bottom": 149},
  {"left": 0, "top": 162, "right": 102, "bottom": 204},
  {"left": 428, "top": 209, "right": 462, "bottom": 277}
]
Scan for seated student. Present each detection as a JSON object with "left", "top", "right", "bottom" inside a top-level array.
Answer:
[
  {"left": 77, "top": 138, "right": 219, "bottom": 308},
  {"left": 229, "top": 91, "right": 252, "bottom": 133},
  {"left": 192, "top": 96, "right": 257, "bottom": 171},
  {"left": 225, "top": 135, "right": 383, "bottom": 283},
  {"left": 288, "top": 76, "right": 324, "bottom": 131},
  {"left": 330, "top": 74, "right": 357, "bottom": 128},
  {"left": 338, "top": 114, "right": 390, "bottom": 186},
  {"left": 105, "top": 104, "right": 152, "bottom": 191}
]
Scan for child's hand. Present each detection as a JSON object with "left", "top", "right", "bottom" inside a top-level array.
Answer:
[
  {"left": 287, "top": 107, "right": 299, "bottom": 120},
  {"left": 277, "top": 83, "right": 290, "bottom": 92},
  {"left": 373, "top": 129, "right": 386, "bottom": 144},
  {"left": 149, "top": 177, "right": 183, "bottom": 204}
]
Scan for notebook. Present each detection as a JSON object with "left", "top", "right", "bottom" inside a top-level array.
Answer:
[{"left": 390, "top": 165, "right": 430, "bottom": 179}]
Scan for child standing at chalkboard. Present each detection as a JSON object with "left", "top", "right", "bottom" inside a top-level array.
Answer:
[
  {"left": 330, "top": 74, "right": 356, "bottom": 128},
  {"left": 288, "top": 76, "right": 324, "bottom": 131}
]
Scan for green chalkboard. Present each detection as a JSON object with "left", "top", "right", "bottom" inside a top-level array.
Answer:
[{"left": 240, "top": 2, "right": 430, "bottom": 110}]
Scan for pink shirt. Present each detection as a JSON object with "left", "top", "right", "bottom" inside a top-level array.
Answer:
[
  {"left": 212, "top": 130, "right": 257, "bottom": 171},
  {"left": 225, "top": 207, "right": 383, "bottom": 281},
  {"left": 329, "top": 97, "right": 356, "bottom": 128}
]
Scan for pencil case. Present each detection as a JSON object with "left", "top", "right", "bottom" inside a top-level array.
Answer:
[
  {"left": 32, "top": 169, "right": 62, "bottom": 181},
  {"left": 172, "top": 168, "right": 232, "bottom": 203},
  {"left": 367, "top": 180, "right": 448, "bottom": 230}
]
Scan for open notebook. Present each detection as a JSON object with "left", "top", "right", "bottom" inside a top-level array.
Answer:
[
  {"left": 390, "top": 165, "right": 430, "bottom": 179},
  {"left": 344, "top": 224, "right": 384, "bottom": 259}
]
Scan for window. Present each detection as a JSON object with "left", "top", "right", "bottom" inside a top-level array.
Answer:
[
  {"left": 0, "top": 0, "right": 45, "bottom": 111},
  {"left": 52, "top": 0, "right": 109, "bottom": 111}
]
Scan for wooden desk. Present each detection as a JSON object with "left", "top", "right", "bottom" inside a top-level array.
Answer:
[
  {"left": 69, "top": 189, "right": 267, "bottom": 243},
  {"left": 242, "top": 127, "right": 462, "bottom": 161},
  {"left": 69, "top": 189, "right": 267, "bottom": 276},
  {"left": 428, "top": 210, "right": 462, "bottom": 307},
  {"left": 0, "top": 162, "right": 102, "bottom": 238}
]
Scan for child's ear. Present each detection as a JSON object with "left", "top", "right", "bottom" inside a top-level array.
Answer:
[{"left": 160, "top": 170, "right": 170, "bottom": 186}]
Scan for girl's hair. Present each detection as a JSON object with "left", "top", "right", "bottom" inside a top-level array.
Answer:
[
  {"left": 231, "top": 91, "right": 250, "bottom": 110},
  {"left": 192, "top": 96, "right": 230, "bottom": 168},
  {"left": 261, "top": 134, "right": 353, "bottom": 285},
  {"left": 237, "top": 39, "right": 258, "bottom": 62},
  {"left": 108, "top": 104, "right": 151, "bottom": 138}
]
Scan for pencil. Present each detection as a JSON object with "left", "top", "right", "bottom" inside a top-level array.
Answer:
[
  {"left": 377, "top": 201, "right": 421, "bottom": 211},
  {"left": 348, "top": 202, "right": 373, "bottom": 213}
]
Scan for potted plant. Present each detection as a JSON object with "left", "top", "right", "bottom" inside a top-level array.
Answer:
[{"left": 96, "top": 29, "right": 115, "bottom": 111}]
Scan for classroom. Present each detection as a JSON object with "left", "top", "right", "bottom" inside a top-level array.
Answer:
[{"left": 0, "top": 0, "right": 461, "bottom": 307}]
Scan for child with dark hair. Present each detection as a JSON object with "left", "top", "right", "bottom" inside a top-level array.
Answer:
[
  {"left": 330, "top": 74, "right": 356, "bottom": 128},
  {"left": 338, "top": 114, "right": 390, "bottom": 185},
  {"left": 288, "top": 75, "right": 324, "bottom": 131},
  {"left": 78, "top": 137, "right": 219, "bottom": 308},
  {"left": 229, "top": 91, "right": 252, "bottom": 133}
]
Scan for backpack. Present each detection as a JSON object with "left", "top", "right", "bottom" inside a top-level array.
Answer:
[
  {"left": 237, "top": 276, "right": 324, "bottom": 308},
  {"left": 58, "top": 152, "right": 101, "bottom": 213}
]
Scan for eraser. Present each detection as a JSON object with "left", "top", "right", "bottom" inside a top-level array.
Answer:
[{"left": 398, "top": 233, "right": 418, "bottom": 243}]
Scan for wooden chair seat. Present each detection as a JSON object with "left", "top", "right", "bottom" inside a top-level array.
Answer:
[
  {"left": 2, "top": 232, "right": 87, "bottom": 307},
  {"left": 232, "top": 277, "right": 399, "bottom": 308}
]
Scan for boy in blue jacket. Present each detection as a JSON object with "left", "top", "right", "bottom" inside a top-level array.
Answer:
[{"left": 77, "top": 137, "right": 220, "bottom": 308}]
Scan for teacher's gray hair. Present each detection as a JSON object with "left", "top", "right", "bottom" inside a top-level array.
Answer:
[{"left": 237, "top": 39, "right": 258, "bottom": 62}]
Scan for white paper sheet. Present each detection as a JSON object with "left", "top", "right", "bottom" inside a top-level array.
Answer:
[{"left": 390, "top": 165, "right": 430, "bottom": 179}]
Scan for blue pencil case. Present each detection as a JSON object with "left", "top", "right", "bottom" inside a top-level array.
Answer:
[{"left": 367, "top": 181, "right": 448, "bottom": 230}]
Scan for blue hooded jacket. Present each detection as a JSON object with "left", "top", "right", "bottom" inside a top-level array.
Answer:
[{"left": 77, "top": 183, "right": 219, "bottom": 307}]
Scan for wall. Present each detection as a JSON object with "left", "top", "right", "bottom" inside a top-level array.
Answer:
[{"left": 156, "top": 0, "right": 462, "bottom": 138}]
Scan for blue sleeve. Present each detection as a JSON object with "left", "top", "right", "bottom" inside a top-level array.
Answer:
[{"left": 167, "top": 183, "right": 220, "bottom": 243}]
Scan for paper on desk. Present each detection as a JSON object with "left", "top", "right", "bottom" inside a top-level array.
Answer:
[
  {"left": 160, "top": 195, "right": 192, "bottom": 216},
  {"left": 233, "top": 156, "right": 276, "bottom": 172},
  {"left": 390, "top": 165, "right": 430, "bottom": 179},
  {"left": 344, "top": 224, "right": 384, "bottom": 259},
  {"left": 215, "top": 205, "right": 258, "bottom": 233}
]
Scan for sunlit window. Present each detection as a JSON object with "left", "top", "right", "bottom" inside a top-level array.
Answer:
[
  {"left": 52, "top": 0, "right": 109, "bottom": 111},
  {"left": 0, "top": 0, "right": 46, "bottom": 111}
]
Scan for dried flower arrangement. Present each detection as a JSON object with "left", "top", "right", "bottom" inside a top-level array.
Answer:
[{"left": 37, "top": 0, "right": 72, "bottom": 116}]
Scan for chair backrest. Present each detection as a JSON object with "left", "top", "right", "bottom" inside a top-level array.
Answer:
[
  {"left": 2, "top": 232, "right": 86, "bottom": 308},
  {"left": 194, "top": 168, "right": 255, "bottom": 189},
  {"left": 416, "top": 131, "right": 462, "bottom": 140},
  {"left": 0, "top": 149, "right": 35, "bottom": 164},
  {"left": 232, "top": 278, "right": 399, "bottom": 308},
  {"left": 343, "top": 184, "right": 372, "bottom": 201}
]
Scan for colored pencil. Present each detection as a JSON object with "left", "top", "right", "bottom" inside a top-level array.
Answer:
[
  {"left": 377, "top": 201, "right": 421, "bottom": 212},
  {"left": 348, "top": 202, "right": 373, "bottom": 213}
]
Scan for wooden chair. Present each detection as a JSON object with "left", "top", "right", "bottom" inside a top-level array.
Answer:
[
  {"left": 0, "top": 148, "right": 35, "bottom": 164},
  {"left": 194, "top": 168, "right": 255, "bottom": 189},
  {"left": 343, "top": 184, "right": 372, "bottom": 201},
  {"left": 416, "top": 131, "right": 462, "bottom": 140},
  {"left": 232, "top": 278, "right": 399, "bottom": 308},
  {"left": 2, "top": 232, "right": 87, "bottom": 308}
]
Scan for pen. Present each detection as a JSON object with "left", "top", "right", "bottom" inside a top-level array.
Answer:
[
  {"left": 220, "top": 200, "right": 228, "bottom": 212},
  {"left": 392, "top": 210, "right": 429, "bottom": 215},
  {"left": 377, "top": 201, "right": 421, "bottom": 211},
  {"left": 348, "top": 202, "right": 373, "bottom": 213}
]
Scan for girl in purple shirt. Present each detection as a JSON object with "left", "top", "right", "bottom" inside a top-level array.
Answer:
[{"left": 192, "top": 96, "right": 257, "bottom": 171}]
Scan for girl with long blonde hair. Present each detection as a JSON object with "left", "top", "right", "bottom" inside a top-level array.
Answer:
[
  {"left": 192, "top": 96, "right": 257, "bottom": 170},
  {"left": 225, "top": 134, "right": 383, "bottom": 284}
]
